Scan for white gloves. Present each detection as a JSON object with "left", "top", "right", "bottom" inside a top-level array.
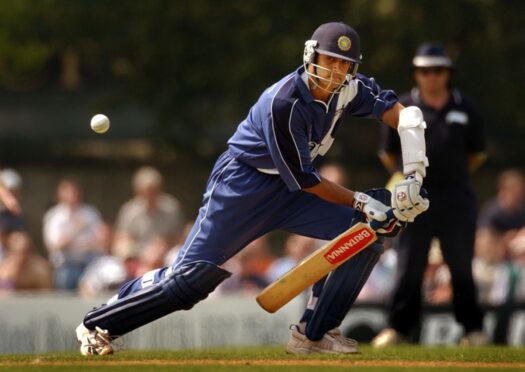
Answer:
[
  {"left": 391, "top": 175, "right": 429, "bottom": 222},
  {"left": 353, "top": 192, "right": 390, "bottom": 223}
]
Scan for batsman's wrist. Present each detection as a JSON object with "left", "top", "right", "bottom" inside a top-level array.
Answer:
[
  {"left": 404, "top": 171, "right": 424, "bottom": 184},
  {"left": 352, "top": 191, "right": 369, "bottom": 211}
]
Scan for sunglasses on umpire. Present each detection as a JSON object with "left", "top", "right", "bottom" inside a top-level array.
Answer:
[{"left": 415, "top": 67, "right": 448, "bottom": 75}]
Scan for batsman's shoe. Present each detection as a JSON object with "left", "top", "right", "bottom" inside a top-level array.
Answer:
[
  {"left": 75, "top": 323, "right": 114, "bottom": 356},
  {"left": 286, "top": 324, "right": 359, "bottom": 354},
  {"left": 371, "top": 328, "right": 405, "bottom": 348},
  {"left": 326, "top": 327, "right": 359, "bottom": 349}
]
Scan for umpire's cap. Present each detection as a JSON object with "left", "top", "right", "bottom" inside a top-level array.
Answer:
[
  {"left": 309, "top": 22, "right": 362, "bottom": 64},
  {"left": 412, "top": 43, "right": 453, "bottom": 69}
]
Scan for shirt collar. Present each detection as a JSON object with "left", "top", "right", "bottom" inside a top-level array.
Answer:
[{"left": 294, "top": 66, "right": 314, "bottom": 104}]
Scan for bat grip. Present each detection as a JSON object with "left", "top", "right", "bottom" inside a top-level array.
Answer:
[{"left": 369, "top": 209, "right": 396, "bottom": 231}]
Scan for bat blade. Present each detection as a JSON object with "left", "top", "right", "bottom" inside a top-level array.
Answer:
[{"left": 256, "top": 222, "right": 377, "bottom": 313}]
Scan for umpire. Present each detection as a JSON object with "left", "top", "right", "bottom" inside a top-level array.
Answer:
[{"left": 373, "top": 43, "right": 488, "bottom": 346}]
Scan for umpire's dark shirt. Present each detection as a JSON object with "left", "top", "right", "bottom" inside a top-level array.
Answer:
[{"left": 380, "top": 87, "right": 486, "bottom": 192}]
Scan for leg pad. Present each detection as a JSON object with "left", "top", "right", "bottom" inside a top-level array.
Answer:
[{"left": 84, "top": 261, "right": 231, "bottom": 336}]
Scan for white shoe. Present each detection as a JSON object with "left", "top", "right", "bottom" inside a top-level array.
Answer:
[
  {"left": 371, "top": 328, "right": 405, "bottom": 348},
  {"left": 326, "top": 328, "right": 359, "bottom": 348},
  {"left": 75, "top": 323, "right": 114, "bottom": 356},
  {"left": 460, "top": 330, "right": 490, "bottom": 346},
  {"left": 286, "top": 324, "right": 359, "bottom": 354}
]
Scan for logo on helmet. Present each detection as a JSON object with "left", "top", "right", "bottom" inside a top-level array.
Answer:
[{"left": 337, "top": 35, "right": 352, "bottom": 52}]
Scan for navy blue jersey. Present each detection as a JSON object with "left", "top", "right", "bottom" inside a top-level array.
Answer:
[
  {"left": 380, "top": 87, "right": 486, "bottom": 190},
  {"left": 228, "top": 66, "right": 398, "bottom": 191}
]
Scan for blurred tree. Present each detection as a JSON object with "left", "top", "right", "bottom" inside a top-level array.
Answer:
[{"left": 0, "top": 0, "right": 523, "bottom": 166}]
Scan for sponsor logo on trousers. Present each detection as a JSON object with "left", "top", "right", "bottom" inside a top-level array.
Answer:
[{"left": 324, "top": 228, "right": 374, "bottom": 264}]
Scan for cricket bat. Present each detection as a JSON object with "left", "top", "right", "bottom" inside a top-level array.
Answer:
[{"left": 256, "top": 221, "right": 380, "bottom": 313}]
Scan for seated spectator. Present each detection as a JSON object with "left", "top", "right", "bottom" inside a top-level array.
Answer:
[
  {"left": 133, "top": 235, "right": 171, "bottom": 278},
  {"left": 318, "top": 162, "right": 348, "bottom": 187},
  {"left": 240, "top": 235, "right": 275, "bottom": 290},
  {"left": 164, "top": 220, "right": 195, "bottom": 266},
  {"left": 356, "top": 249, "right": 397, "bottom": 303},
  {"left": 474, "top": 169, "right": 525, "bottom": 305},
  {"left": 477, "top": 169, "right": 525, "bottom": 247},
  {"left": 0, "top": 168, "right": 22, "bottom": 217},
  {"left": 43, "top": 179, "right": 103, "bottom": 290},
  {"left": 508, "top": 229, "right": 525, "bottom": 302},
  {"left": 78, "top": 223, "right": 128, "bottom": 298},
  {"left": 222, "top": 235, "right": 275, "bottom": 295},
  {"left": 113, "top": 166, "right": 185, "bottom": 259},
  {"left": 473, "top": 224, "right": 510, "bottom": 305},
  {"left": 422, "top": 239, "right": 452, "bottom": 305},
  {"left": 266, "top": 234, "right": 316, "bottom": 283},
  {"left": 0, "top": 168, "right": 25, "bottom": 260},
  {"left": 0, "top": 231, "right": 52, "bottom": 291}
]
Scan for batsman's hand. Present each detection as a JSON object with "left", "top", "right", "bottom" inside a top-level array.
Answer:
[
  {"left": 376, "top": 218, "right": 407, "bottom": 237},
  {"left": 353, "top": 191, "right": 390, "bottom": 223},
  {"left": 391, "top": 175, "right": 429, "bottom": 222}
]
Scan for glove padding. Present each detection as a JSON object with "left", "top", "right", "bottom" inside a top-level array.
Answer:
[
  {"left": 361, "top": 188, "right": 406, "bottom": 237},
  {"left": 391, "top": 175, "right": 430, "bottom": 222}
]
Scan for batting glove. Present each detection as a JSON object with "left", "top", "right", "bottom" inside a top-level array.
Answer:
[
  {"left": 391, "top": 175, "right": 430, "bottom": 222},
  {"left": 353, "top": 191, "right": 390, "bottom": 223},
  {"left": 376, "top": 218, "right": 407, "bottom": 237}
]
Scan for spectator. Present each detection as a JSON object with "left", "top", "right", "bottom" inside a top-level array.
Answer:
[
  {"left": 422, "top": 238, "right": 452, "bottom": 305},
  {"left": 214, "top": 235, "right": 276, "bottom": 296},
  {"left": 0, "top": 231, "right": 52, "bottom": 291},
  {"left": 0, "top": 168, "right": 25, "bottom": 260},
  {"left": 266, "top": 234, "right": 316, "bottom": 283},
  {"left": 113, "top": 166, "right": 185, "bottom": 259},
  {"left": 43, "top": 179, "right": 103, "bottom": 290},
  {"left": 473, "top": 170, "right": 525, "bottom": 305},
  {"left": 476, "top": 169, "right": 525, "bottom": 250},
  {"left": 164, "top": 220, "right": 195, "bottom": 266},
  {"left": 78, "top": 222, "right": 128, "bottom": 298},
  {"left": 374, "top": 42, "right": 488, "bottom": 347},
  {"left": 235, "top": 235, "right": 275, "bottom": 294},
  {"left": 318, "top": 163, "right": 348, "bottom": 187},
  {"left": 356, "top": 249, "right": 397, "bottom": 303},
  {"left": 474, "top": 224, "right": 513, "bottom": 309},
  {"left": 133, "top": 235, "right": 171, "bottom": 278},
  {"left": 0, "top": 168, "right": 22, "bottom": 218},
  {"left": 508, "top": 229, "right": 525, "bottom": 303}
]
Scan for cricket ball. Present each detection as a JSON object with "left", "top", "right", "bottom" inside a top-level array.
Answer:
[{"left": 90, "top": 114, "right": 110, "bottom": 134}]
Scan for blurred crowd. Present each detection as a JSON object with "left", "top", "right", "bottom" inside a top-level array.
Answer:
[{"left": 1, "top": 164, "right": 525, "bottom": 309}]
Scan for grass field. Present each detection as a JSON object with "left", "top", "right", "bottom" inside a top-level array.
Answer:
[{"left": 1, "top": 345, "right": 524, "bottom": 372}]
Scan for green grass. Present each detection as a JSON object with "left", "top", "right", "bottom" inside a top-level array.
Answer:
[{"left": 0, "top": 345, "right": 524, "bottom": 371}]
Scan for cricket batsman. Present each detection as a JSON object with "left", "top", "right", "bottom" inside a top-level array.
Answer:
[{"left": 76, "top": 21, "right": 429, "bottom": 355}]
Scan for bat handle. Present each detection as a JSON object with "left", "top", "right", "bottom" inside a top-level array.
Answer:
[{"left": 369, "top": 209, "right": 396, "bottom": 231}]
